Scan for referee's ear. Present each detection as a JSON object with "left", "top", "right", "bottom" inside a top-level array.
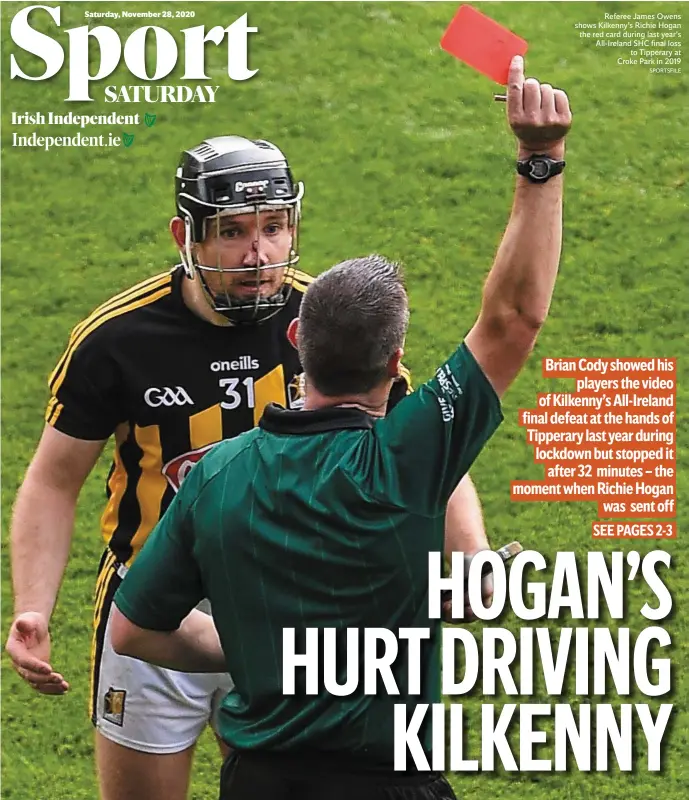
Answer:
[
  {"left": 287, "top": 318, "right": 299, "bottom": 350},
  {"left": 387, "top": 347, "right": 404, "bottom": 379}
]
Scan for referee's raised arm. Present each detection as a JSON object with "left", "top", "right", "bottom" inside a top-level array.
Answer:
[{"left": 465, "top": 55, "right": 572, "bottom": 398}]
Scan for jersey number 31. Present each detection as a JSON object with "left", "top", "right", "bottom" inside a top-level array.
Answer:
[{"left": 219, "top": 377, "right": 255, "bottom": 410}]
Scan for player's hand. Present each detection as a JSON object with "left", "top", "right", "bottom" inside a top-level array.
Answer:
[
  {"left": 441, "top": 553, "right": 495, "bottom": 624},
  {"left": 506, "top": 55, "right": 572, "bottom": 157},
  {"left": 5, "top": 612, "right": 70, "bottom": 694},
  {"left": 442, "top": 576, "right": 494, "bottom": 623}
]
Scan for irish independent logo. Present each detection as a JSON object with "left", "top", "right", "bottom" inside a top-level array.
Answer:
[{"left": 103, "top": 688, "right": 127, "bottom": 726}]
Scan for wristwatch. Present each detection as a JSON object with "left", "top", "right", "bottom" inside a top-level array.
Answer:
[{"left": 517, "top": 154, "right": 566, "bottom": 183}]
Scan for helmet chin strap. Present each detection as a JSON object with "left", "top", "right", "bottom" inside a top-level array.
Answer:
[
  {"left": 179, "top": 220, "right": 235, "bottom": 326},
  {"left": 181, "top": 218, "right": 197, "bottom": 279},
  {"left": 181, "top": 271, "right": 234, "bottom": 327}
]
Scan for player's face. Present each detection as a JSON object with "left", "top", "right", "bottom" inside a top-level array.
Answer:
[{"left": 195, "top": 210, "right": 293, "bottom": 301}]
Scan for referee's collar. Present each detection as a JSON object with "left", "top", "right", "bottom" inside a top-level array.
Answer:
[{"left": 259, "top": 403, "right": 375, "bottom": 434}]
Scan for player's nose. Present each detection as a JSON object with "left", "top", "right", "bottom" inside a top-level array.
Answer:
[{"left": 242, "top": 239, "right": 268, "bottom": 267}]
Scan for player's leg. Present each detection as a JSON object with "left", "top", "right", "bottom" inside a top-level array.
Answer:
[
  {"left": 91, "top": 554, "right": 227, "bottom": 800},
  {"left": 215, "top": 734, "right": 232, "bottom": 759},
  {"left": 210, "top": 677, "right": 235, "bottom": 759},
  {"left": 95, "top": 734, "right": 195, "bottom": 800}
]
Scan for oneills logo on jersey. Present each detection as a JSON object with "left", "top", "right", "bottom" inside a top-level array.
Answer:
[
  {"left": 103, "top": 688, "right": 126, "bottom": 726},
  {"left": 210, "top": 356, "right": 260, "bottom": 372},
  {"left": 162, "top": 443, "right": 217, "bottom": 492}
]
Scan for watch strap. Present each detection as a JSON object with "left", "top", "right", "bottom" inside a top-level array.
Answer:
[{"left": 516, "top": 154, "right": 566, "bottom": 183}]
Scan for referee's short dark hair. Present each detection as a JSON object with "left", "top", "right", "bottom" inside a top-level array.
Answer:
[{"left": 298, "top": 254, "right": 409, "bottom": 396}]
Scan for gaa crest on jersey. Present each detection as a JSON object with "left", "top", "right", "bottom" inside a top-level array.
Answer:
[
  {"left": 144, "top": 386, "right": 194, "bottom": 407},
  {"left": 288, "top": 372, "right": 305, "bottom": 410},
  {"left": 103, "top": 688, "right": 126, "bottom": 726},
  {"left": 162, "top": 443, "right": 218, "bottom": 492}
]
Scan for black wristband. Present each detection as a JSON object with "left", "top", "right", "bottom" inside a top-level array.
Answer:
[{"left": 516, "top": 154, "right": 566, "bottom": 183}]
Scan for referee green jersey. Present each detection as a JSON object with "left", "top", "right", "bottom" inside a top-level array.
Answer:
[{"left": 114, "top": 343, "right": 502, "bottom": 765}]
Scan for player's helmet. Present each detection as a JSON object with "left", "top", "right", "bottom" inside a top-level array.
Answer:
[{"left": 175, "top": 135, "right": 304, "bottom": 325}]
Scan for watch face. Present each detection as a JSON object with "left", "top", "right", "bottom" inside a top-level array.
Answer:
[{"left": 529, "top": 159, "right": 549, "bottom": 179}]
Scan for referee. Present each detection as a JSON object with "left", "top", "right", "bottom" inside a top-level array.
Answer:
[{"left": 110, "top": 57, "right": 571, "bottom": 799}]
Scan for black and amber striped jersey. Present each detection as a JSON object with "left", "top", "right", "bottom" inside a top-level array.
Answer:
[
  {"left": 46, "top": 265, "right": 412, "bottom": 566},
  {"left": 46, "top": 266, "right": 312, "bottom": 564}
]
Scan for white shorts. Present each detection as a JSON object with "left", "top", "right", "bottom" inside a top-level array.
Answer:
[{"left": 91, "top": 550, "right": 233, "bottom": 754}]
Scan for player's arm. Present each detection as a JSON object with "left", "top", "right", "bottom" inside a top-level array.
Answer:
[
  {"left": 465, "top": 55, "right": 572, "bottom": 398},
  {"left": 110, "top": 607, "right": 225, "bottom": 673},
  {"left": 443, "top": 476, "right": 494, "bottom": 620},
  {"left": 6, "top": 426, "right": 106, "bottom": 693},
  {"left": 444, "top": 474, "right": 489, "bottom": 557}
]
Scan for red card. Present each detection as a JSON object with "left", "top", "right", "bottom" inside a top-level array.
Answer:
[{"left": 440, "top": 5, "right": 528, "bottom": 85}]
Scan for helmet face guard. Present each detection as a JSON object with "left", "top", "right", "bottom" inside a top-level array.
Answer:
[{"left": 175, "top": 137, "right": 304, "bottom": 325}]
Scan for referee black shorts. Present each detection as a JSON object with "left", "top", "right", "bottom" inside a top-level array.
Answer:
[{"left": 219, "top": 750, "right": 457, "bottom": 800}]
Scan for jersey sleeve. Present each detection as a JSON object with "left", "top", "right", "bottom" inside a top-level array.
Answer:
[
  {"left": 113, "top": 460, "right": 206, "bottom": 631},
  {"left": 45, "top": 324, "right": 124, "bottom": 440},
  {"left": 365, "top": 343, "right": 503, "bottom": 517}
]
